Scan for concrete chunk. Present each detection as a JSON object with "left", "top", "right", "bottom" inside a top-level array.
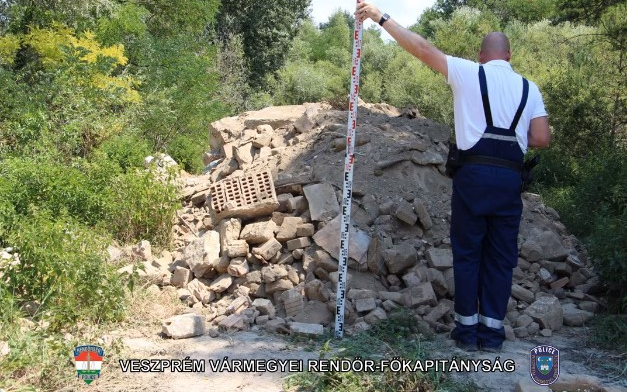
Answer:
[
  {"left": 240, "top": 220, "right": 277, "bottom": 244},
  {"left": 252, "top": 298, "right": 276, "bottom": 318},
  {"left": 252, "top": 238, "right": 282, "bottom": 261},
  {"left": 303, "top": 183, "right": 340, "bottom": 221},
  {"left": 289, "top": 322, "right": 324, "bottom": 337},
  {"left": 313, "top": 215, "right": 370, "bottom": 264},
  {"left": 162, "top": 314, "right": 205, "bottom": 339},
  {"left": 395, "top": 201, "right": 418, "bottom": 225},
  {"left": 524, "top": 295, "right": 563, "bottom": 331},
  {"left": 171, "top": 267, "right": 192, "bottom": 288},
  {"left": 426, "top": 248, "right": 453, "bottom": 270},
  {"left": 355, "top": 298, "right": 377, "bottom": 313},
  {"left": 402, "top": 282, "right": 437, "bottom": 307},
  {"left": 511, "top": 284, "right": 535, "bottom": 304},
  {"left": 287, "top": 237, "right": 311, "bottom": 251},
  {"left": 383, "top": 243, "right": 417, "bottom": 274}
]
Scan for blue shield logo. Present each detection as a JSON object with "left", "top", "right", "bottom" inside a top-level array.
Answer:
[{"left": 530, "top": 345, "right": 559, "bottom": 385}]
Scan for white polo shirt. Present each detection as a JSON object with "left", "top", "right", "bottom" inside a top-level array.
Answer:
[{"left": 446, "top": 56, "right": 547, "bottom": 153}]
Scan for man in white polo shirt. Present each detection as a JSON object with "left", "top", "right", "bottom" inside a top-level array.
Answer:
[{"left": 356, "top": 3, "right": 551, "bottom": 352}]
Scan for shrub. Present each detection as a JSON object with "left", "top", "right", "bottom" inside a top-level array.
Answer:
[
  {"left": 1, "top": 209, "right": 126, "bottom": 329},
  {"left": 102, "top": 167, "right": 178, "bottom": 247}
]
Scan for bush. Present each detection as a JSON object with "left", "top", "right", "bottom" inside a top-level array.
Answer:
[
  {"left": 103, "top": 167, "right": 178, "bottom": 247},
  {"left": 1, "top": 209, "right": 126, "bottom": 329}
]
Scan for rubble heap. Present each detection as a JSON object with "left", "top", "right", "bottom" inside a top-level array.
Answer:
[{"left": 116, "top": 102, "right": 603, "bottom": 340}]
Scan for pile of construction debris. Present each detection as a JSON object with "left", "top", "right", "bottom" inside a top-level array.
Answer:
[{"left": 114, "top": 102, "right": 603, "bottom": 340}]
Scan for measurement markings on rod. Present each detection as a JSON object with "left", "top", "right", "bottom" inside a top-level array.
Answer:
[{"left": 334, "top": 0, "right": 364, "bottom": 339}]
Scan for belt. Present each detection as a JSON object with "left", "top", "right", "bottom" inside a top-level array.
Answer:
[{"left": 460, "top": 155, "right": 523, "bottom": 172}]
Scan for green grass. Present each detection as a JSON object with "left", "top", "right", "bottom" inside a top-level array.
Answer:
[{"left": 283, "top": 312, "right": 479, "bottom": 392}]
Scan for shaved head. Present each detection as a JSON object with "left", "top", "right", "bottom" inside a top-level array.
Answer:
[{"left": 479, "top": 32, "right": 511, "bottom": 63}]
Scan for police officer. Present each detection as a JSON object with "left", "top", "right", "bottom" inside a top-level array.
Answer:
[{"left": 356, "top": 3, "right": 551, "bottom": 352}]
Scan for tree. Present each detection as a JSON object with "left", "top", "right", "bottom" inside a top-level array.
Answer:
[{"left": 216, "top": 0, "right": 311, "bottom": 87}]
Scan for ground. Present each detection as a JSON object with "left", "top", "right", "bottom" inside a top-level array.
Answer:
[{"left": 58, "top": 297, "right": 626, "bottom": 392}]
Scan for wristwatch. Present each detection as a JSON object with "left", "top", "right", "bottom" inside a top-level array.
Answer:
[{"left": 379, "top": 13, "right": 390, "bottom": 26}]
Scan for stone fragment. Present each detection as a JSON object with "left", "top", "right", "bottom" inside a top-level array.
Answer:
[
  {"left": 562, "top": 303, "right": 593, "bottom": 327},
  {"left": 219, "top": 219, "right": 242, "bottom": 256},
  {"left": 132, "top": 240, "right": 152, "bottom": 260},
  {"left": 426, "top": 248, "right": 453, "bottom": 270},
  {"left": 293, "top": 301, "right": 333, "bottom": 325},
  {"left": 187, "top": 279, "right": 214, "bottom": 303},
  {"left": 550, "top": 277, "right": 569, "bottom": 290},
  {"left": 227, "top": 258, "right": 249, "bottom": 277},
  {"left": 265, "top": 318, "right": 290, "bottom": 334},
  {"left": 305, "top": 279, "right": 330, "bottom": 302},
  {"left": 314, "top": 250, "right": 338, "bottom": 271},
  {"left": 219, "top": 314, "right": 248, "bottom": 331},
  {"left": 252, "top": 298, "right": 276, "bottom": 318},
  {"left": 382, "top": 300, "right": 399, "bottom": 312},
  {"left": 303, "top": 183, "right": 340, "bottom": 221},
  {"left": 383, "top": 243, "right": 417, "bottom": 274},
  {"left": 296, "top": 223, "right": 315, "bottom": 237},
  {"left": 427, "top": 268, "right": 448, "bottom": 297},
  {"left": 286, "top": 237, "right": 311, "bottom": 251},
  {"left": 378, "top": 291, "right": 403, "bottom": 304},
  {"left": 225, "top": 297, "right": 250, "bottom": 315},
  {"left": 240, "top": 220, "right": 277, "bottom": 244},
  {"left": 276, "top": 217, "right": 303, "bottom": 242},
  {"left": 424, "top": 302, "right": 451, "bottom": 324},
  {"left": 171, "top": 267, "right": 192, "bottom": 288},
  {"left": 355, "top": 298, "right": 377, "bottom": 313},
  {"left": 520, "top": 229, "right": 568, "bottom": 262},
  {"left": 364, "top": 308, "right": 388, "bottom": 324},
  {"left": 252, "top": 238, "right": 282, "bottom": 261},
  {"left": 367, "top": 233, "right": 388, "bottom": 275},
  {"left": 287, "top": 196, "right": 308, "bottom": 213},
  {"left": 226, "top": 240, "right": 249, "bottom": 258},
  {"left": 395, "top": 201, "right": 418, "bottom": 225},
  {"left": 578, "top": 301, "right": 598, "bottom": 313},
  {"left": 209, "top": 274, "right": 233, "bottom": 293},
  {"left": 402, "top": 282, "right": 437, "bottom": 307},
  {"left": 313, "top": 215, "right": 370, "bottom": 263},
  {"left": 234, "top": 142, "right": 254, "bottom": 166},
  {"left": 511, "top": 284, "right": 535, "bottom": 304},
  {"left": 289, "top": 322, "right": 323, "bottom": 337},
  {"left": 265, "top": 279, "right": 294, "bottom": 294},
  {"left": 281, "top": 289, "right": 304, "bottom": 317},
  {"left": 162, "top": 314, "right": 205, "bottom": 339},
  {"left": 262, "top": 265, "right": 288, "bottom": 283},
  {"left": 413, "top": 200, "right": 433, "bottom": 230},
  {"left": 515, "top": 314, "right": 534, "bottom": 329},
  {"left": 524, "top": 296, "right": 563, "bottom": 331}
]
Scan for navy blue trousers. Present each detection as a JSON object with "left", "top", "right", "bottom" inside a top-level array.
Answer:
[{"left": 450, "top": 164, "right": 522, "bottom": 349}]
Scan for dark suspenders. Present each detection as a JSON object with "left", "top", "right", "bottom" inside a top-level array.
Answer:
[{"left": 478, "top": 65, "right": 529, "bottom": 132}]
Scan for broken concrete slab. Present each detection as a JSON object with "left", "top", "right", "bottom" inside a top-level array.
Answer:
[
  {"left": 313, "top": 215, "right": 370, "bottom": 264},
  {"left": 303, "top": 183, "right": 340, "bottom": 222}
]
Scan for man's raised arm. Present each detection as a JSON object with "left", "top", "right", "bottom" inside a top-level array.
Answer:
[{"left": 356, "top": 2, "right": 448, "bottom": 78}]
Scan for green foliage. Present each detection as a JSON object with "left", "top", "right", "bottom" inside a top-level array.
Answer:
[
  {"left": 2, "top": 208, "right": 126, "bottom": 329},
  {"left": 284, "top": 313, "right": 479, "bottom": 392},
  {"left": 432, "top": 7, "right": 501, "bottom": 59},
  {"left": 135, "top": 0, "right": 219, "bottom": 37},
  {"left": 103, "top": 166, "right": 178, "bottom": 247},
  {"left": 216, "top": 0, "right": 311, "bottom": 87}
]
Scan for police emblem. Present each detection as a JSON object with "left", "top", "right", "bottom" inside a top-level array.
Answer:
[
  {"left": 74, "top": 345, "right": 103, "bottom": 385},
  {"left": 530, "top": 345, "right": 559, "bottom": 385}
]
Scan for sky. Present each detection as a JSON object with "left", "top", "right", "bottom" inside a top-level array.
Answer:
[{"left": 309, "top": 0, "right": 436, "bottom": 41}]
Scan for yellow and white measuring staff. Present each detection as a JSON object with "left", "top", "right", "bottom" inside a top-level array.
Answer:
[{"left": 334, "top": 0, "right": 364, "bottom": 339}]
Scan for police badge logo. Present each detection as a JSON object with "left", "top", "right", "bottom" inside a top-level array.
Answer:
[
  {"left": 74, "top": 345, "right": 103, "bottom": 385},
  {"left": 530, "top": 345, "right": 559, "bottom": 385}
]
